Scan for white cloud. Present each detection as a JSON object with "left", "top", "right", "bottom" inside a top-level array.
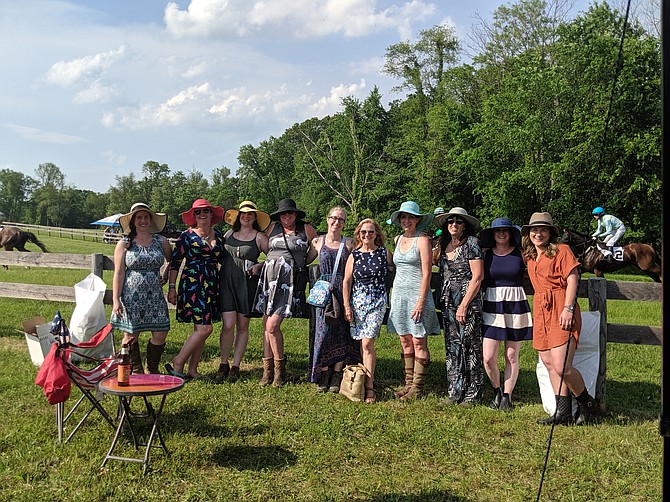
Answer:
[
  {"left": 182, "top": 61, "right": 208, "bottom": 78},
  {"left": 6, "top": 124, "right": 85, "bottom": 144},
  {"left": 101, "top": 149, "right": 127, "bottom": 165},
  {"left": 164, "top": 0, "right": 436, "bottom": 39},
  {"left": 74, "top": 79, "right": 119, "bottom": 104},
  {"left": 46, "top": 45, "right": 128, "bottom": 87},
  {"left": 310, "top": 79, "right": 367, "bottom": 115}
]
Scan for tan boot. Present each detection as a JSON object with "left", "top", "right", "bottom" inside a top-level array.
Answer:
[
  {"left": 399, "top": 357, "right": 430, "bottom": 401},
  {"left": 259, "top": 357, "right": 274, "bottom": 386},
  {"left": 145, "top": 341, "right": 165, "bottom": 374},
  {"left": 129, "top": 340, "right": 144, "bottom": 375},
  {"left": 272, "top": 357, "right": 287, "bottom": 388},
  {"left": 394, "top": 353, "right": 415, "bottom": 399}
]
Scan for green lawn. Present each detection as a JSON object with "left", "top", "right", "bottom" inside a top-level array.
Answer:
[{"left": 0, "top": 235, "right": 662, "bottom": 501}]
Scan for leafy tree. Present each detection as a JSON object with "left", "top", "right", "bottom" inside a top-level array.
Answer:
[{"left": 0, "top": 169, "right": 36, "bottom": 222}]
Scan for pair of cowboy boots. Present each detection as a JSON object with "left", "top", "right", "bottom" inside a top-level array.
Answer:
[
  {"left": 259, "top": 356, "right": 287, "bottom": 388},
  {"left": 127, "top": 340, "right": 164, "bottom": 375},
  {"left": 394, "top": 353, "right": 430, "bottom": 401}
]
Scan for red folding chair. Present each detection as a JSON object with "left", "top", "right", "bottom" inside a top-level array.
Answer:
[{"left": 37, "top": 319, "right": 119, "bottom": 442}]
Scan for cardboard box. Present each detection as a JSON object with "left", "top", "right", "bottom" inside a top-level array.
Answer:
[{"left": 22, "top": 317, "right": 56, "bottom": 366}]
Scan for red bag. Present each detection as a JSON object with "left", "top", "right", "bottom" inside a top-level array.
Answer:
[{"left": 35, "top": 343, "right": 71, "bottom": 405}]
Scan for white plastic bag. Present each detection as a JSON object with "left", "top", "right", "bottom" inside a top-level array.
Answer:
[
  {"left": 536, "top": 311, "right": 600, "bottom": 415},
  {"left": 69, "top": 273, "right": 114, "bottom": 359}
]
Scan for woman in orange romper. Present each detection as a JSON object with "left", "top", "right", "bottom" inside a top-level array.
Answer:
[{"left": 521, "top": 212, "right": 595, "bottom": 425}]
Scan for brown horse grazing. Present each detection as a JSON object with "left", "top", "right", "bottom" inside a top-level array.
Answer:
[
  {"left": 0, "top": 226, "right": 49, "bottom": 252},
  {"left": 560, "top": 228, "right": 661, "bottom": 283}
]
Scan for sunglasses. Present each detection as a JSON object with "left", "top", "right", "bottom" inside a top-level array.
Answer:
[
  {"left": 446, "top": 218, "right": 464, "bottom": 226},
  {"left": 360, "top": 229, "right": 375, "bottom": 235},
  {"left": 194, "top": 208, "right": 211, "bottom": 216},
  {"left": 328, "top": 216, "right": 345, "bottom": 223}
]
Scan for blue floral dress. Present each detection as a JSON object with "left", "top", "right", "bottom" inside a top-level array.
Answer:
[
  {"left": 349, "top": 247, "right": 389, "bottom": 340},
  {"left": 170, "top": 228, "right": 224, "bottom": 325}
]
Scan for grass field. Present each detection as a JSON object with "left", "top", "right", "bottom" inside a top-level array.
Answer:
[{"left": 0, "top": 236, "right": 663, "bottom": 501}]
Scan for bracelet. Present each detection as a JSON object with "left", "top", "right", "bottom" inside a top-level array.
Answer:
[
  {"left": 564, "top": 305, "right": 575, "bottom": 313},
  {"left": 169, "top": 283, "right": 176, "bottom": 289}
]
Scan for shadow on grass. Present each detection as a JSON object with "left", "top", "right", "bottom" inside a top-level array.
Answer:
[
  {"left": 365, "top": 490, "right": 468, "bottom": 501},
  {"left": 162, "top": 404, "right": 269, "bottom": 437},
  {"left": 210, "top": 445, "right": 297, "bottom": 470}
]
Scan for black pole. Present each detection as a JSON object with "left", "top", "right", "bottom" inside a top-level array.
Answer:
[{"left": 662, "top": 0, "right": 669, "bottom": 497}]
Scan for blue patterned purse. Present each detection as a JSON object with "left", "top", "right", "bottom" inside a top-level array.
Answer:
[{"left": 306, "top": 239, "right": 345, "bottom": 308}]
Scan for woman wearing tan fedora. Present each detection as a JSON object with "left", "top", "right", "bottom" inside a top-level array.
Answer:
[
  {"left": 215, "top": 201, "right": 270, "bottom": 383},
  {"left": 434, "top": 207, "right": 484, "bottom": 406},
  {"left": 165, "top": 199, "right": 225, "bottom": 380},
  {"left": 521, "top": 212, "right": 596, "bottom": 425},
  {"left": 111, "top": 202, "right": 171, "bottom": 375},
  {"left": 254, "top": 198, "right": 318, "bottom": 387}
]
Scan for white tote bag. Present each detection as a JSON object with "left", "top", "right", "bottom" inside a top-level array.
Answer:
[
  {"left": 536, "top": 311, "right": 600, "bottom": 415},
  {"left": 69, "top": 273, "right": 114, "bottom": 359}
]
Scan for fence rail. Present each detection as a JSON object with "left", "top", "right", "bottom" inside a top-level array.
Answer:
[{"left": 1, "top": 221, "right": 122, "bottom": 244}]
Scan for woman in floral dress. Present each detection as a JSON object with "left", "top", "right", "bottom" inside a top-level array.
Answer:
[
  {"left": 342, "top": 218, "right": 394, "bottom": 403},
  {"left": 166, "top": 199, "right": 225, "bottom": 380}
]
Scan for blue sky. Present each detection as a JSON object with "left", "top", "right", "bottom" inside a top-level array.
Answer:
[{"left": 0, "top": 0, "right": 599, "bottom": 193}]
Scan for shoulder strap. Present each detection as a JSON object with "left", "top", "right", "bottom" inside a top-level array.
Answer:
[{"left": 330, "top": 240, "right": 346, "bottom": 284}]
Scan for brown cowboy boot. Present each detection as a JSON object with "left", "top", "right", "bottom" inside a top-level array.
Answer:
[
  {"left": 273, "top": 357, "right": 287, "bottom": 388},
  {"left": 399, "top": 357, "right": 430, "bottom": 401},
  {"left": 129, "top": 340, "right": 144, "bottom": 374},
  {"left": 259, "top": 357, "right": 274, "bottom": 386},
  {"left": 145, "top": 341, "right": 165, "bottom": 374},
  {"left": 394, "top": 353, "right": 415, "bottom": 399}
]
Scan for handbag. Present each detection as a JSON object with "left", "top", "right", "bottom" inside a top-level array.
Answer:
[
  {"left": 307, "top": 238, "right": 345, "bottom": 308},
  {"left": 338, "top": 363, "right": 367, "bottom": 402}
]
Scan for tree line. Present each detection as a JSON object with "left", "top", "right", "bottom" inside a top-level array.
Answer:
[{"left": 0, "top": 1, "right": 661, "bottom": 250}]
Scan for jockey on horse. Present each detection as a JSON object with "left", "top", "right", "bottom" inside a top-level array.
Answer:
[{"left": 591, "top": 207, "right": 626, "bottom": 262}]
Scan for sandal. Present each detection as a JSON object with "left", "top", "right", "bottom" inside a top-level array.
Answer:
[
  {"left": 164, "top": 363, "right": 186, "bottom": 379},
  {"left": 365, "top": 388, "right": 376, "bottom": 404}
]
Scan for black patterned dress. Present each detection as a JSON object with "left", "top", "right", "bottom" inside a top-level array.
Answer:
[
  {"left": 440, "top": 235, "right": 483, "bottom": 403},
  {"left": 170, "top": 228, "right": 223, "bottom": 325}
]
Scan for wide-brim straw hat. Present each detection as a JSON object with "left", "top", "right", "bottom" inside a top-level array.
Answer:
[
  {"left": 181, "top": 199, "right": 224, "bottom": 227},
  {"left": 270, "top": 198, "right": 306, "bottom": 221},
  {"left": 434, "top": 207, "right": 480, "bottom": 230},
  {"left": 388, "top": 201, "right": 434, "bottom": 230},
  {"left": 224, "top": 200, "right": 271, "bottom": 231},
  {"left": 118, "top": 203, "right": 167, "bottom": 235},
  {"left": 480, "top": 217, "right": 521, "bottom": 248},
  {"left": 521, "top": 212, "right": 559, "bottom": 237}
]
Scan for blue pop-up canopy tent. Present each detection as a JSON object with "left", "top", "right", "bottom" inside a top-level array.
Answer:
[{"left": 90, "top": 214, "right": 123, "bottom": 227}]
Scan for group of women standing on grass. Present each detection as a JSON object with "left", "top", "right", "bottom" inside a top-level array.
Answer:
[{"left": 110, "top": 196, "right": 596, "bottom": 424}]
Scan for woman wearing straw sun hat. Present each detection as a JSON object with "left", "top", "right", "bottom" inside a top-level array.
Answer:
[
  {"left": 165, "top": 198, "right": 225, "bottom": 380},
  {"left": 111, "top": 202, "right": 172, "bottom": 375},
  {"left": 386, "top": 201, "right": 441, "bottom": 401},
  {"left": 214, "top": 201, "right": 270, "bottom": 383},
  {"left": 434, "top": 206, "right": 484, "bottom": 406}
]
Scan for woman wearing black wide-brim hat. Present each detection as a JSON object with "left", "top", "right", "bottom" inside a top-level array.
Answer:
[{"left": 253, "top": 198, "right": 318, "bottom": 387}]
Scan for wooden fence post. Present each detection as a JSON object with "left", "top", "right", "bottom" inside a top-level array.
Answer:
[
  {"left": 587, "top": 277, "right": 607, "bottom": 413},
  {"left": 91, "top": 253, "right": 104, "bottom": 278}
]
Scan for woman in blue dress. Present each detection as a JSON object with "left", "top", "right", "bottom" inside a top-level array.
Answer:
[
  {"left": 309, "top": 206, "right": 360, "bottom": 393},
  {"left": 387, "top": 201, "right": 441, "bottom": 401},
  {"left": 479, "top": 218, "right": 533, "bottom": 410},
  {"left": 166, "top": 199, "right": 225, "bottom": 380},
  {"left": 111, "top": 203, "right": 171, "bottom": 374},
  {"left": 343, "top": 218, "right": 394, "bottom": 403}
]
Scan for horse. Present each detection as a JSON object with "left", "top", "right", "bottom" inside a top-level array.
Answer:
[
  {"left": 560, "top": 228, "right": 661, "bottom": 283},
  {"left": 0, "top": 226, "right": 49, "bottom": 252}
]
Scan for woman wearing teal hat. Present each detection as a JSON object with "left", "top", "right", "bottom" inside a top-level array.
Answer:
[{"left": 387, "top": 201, "right": 441, "bottom": 401}]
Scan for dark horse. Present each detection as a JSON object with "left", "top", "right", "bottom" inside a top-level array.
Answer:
[
  {"left": 0, "top": 226, "right": 49, "bottom": 252},
  {"left": 561, "top": 228, "right": 661, "bottom": 283}
]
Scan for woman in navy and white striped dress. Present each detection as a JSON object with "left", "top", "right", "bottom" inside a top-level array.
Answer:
[{"left": 480, "top": 217, "right": 533, "bottom": 411}]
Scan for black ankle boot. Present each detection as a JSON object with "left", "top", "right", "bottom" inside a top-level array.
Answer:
[
  {"left": 489, "top": 387, "right": 502, "bottom": 409},
  {"left": 537, "top": 395, "right": 573, "bottom": 425},
  {"left": 575, "top": 388, "right": 596, "bottom": 425},
  {"left": 499, "top": 393, "right": 512, "bottom": 411},
  {"left": 328, "top": 368, "right": 343, "bottom": 393},
  {"left": 316, "top": 369, "right": 331, "bottom": 393}
]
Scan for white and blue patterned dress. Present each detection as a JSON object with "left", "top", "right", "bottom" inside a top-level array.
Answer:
[
  {"left": 349, "top": 247, "right": 389, "bottom": 340},
  {"left": 111, "top": 234, "right": 170, "bottom": 333}
]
